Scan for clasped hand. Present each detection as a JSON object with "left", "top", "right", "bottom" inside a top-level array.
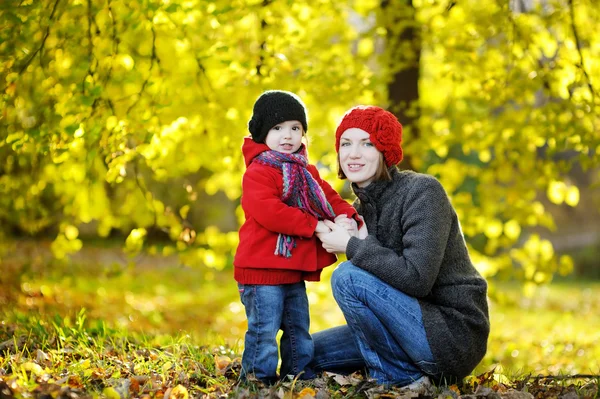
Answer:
[{"left": 315, "top": 215, "right": 367, "bottom": 254}]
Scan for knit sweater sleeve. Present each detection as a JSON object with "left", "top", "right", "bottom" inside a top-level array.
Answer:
[
  {"left": 346, "top": 177, "right": 453, "bottom": 297},
  {"left": 307, "top": 165, "right": 359, "bottom": 221},
  {"left": 242, "top": 165, "right": 318, "bottom": 237}
]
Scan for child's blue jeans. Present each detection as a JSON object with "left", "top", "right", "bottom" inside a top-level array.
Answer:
[{"left": 238, "top": 282, "right": 316, "bottom": 383}]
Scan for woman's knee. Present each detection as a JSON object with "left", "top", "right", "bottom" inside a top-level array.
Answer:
[{"left": 331, "top": 261, "right": 358, "bottom": 293}]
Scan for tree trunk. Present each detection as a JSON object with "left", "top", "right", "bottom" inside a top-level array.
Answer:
[{"left": 380, "top": 0, "right": 421, "bottom": 171}]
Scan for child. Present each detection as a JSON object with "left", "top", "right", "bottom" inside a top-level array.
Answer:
[{"left": 234, "top": 90, "right": 360, "bottom": 384}]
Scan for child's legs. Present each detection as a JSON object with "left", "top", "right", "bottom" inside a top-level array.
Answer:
[
  {"left": 279, "top": 282, "right": 315, "bottom": 379},
  {"left": 238, "top": 283, "right": 285, "bottom": 382}
]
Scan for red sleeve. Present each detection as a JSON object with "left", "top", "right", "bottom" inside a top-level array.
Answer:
[
  {"left": 308, "top": 165, "right": 363, "bottom": 228},
  {"left": 242, "top": 165, "right": 318, "bottom": 237}
]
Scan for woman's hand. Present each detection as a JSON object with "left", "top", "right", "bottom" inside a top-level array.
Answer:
[
  {"left": 315, "top": 220, "right": 333, "bottom": 234},
  {"left": 316, "top": 220, "right": 352, "bottom": 254},
  {"left": 334, "top": 215, "right": 358, "bottom": 237},
  {"left": 356, "top": 215, "right": 368, "bottom": 239}
]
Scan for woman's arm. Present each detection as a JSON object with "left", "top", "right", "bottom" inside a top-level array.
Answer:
[{"left": 346, "top": 178, "right": 454, "bottom": 297}]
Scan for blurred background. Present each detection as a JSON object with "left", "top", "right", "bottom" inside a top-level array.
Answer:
[{"left": 1, "top": 0, "right": 599, "bottom": 377}]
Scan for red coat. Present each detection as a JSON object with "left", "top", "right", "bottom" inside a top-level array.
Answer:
[{"left": 234, "top": 138, "right": 360, "bottom": 285}]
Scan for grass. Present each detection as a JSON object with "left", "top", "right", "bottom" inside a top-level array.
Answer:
[{"left": 1, "top": 243, "right": 599, "bottom": 397}]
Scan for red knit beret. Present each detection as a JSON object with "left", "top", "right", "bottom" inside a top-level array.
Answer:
[{"left": 335, "top": 106, "right": 403, "bottom": 167}]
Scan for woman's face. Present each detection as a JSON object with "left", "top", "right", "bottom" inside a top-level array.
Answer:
[{"left": 339, "top": 128, "right": 381, "bottom": 188}]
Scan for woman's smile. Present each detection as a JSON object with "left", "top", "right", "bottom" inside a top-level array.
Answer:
[{"left": 346, "top": 163, "right": 365, "bottom": 172}]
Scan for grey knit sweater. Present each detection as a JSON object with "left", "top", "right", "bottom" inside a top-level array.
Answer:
[{"left": 346, "top": 168, "right": 490, "bottom": 383}]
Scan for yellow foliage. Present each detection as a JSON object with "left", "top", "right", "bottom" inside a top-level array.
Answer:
[{"left": 1, "top": 0, "right": 598, "bottom": 281}]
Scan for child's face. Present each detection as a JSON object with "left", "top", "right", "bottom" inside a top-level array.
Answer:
[{"left": 264, "top": 120, "right": 303, "bottom": 154}]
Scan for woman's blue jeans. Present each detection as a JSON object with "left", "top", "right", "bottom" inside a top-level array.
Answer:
[
  {"left": 311, "top": 262, "right": 438, "bottom": 386},
  {"left": 238, "top": 282, "right": 316, "bottom": 383}
]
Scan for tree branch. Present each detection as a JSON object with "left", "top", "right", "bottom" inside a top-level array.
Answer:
[
  {"left": 126, "top": 21, "right": 159, "bottom": 114},
  {"left": 82, "top": 0, "right": 95, "bottom": 94},
  {"left": 101, "top": 0, "right": 120, "bottom": 87},
  {"left": 256, "top": 0, "right": 273, "bottom": 77},
  {"left": 18, "top": 0, "right": 61, "bottom": 75},
  {"left": 568, "top": 0, "right": 596, "bottom": 100}
]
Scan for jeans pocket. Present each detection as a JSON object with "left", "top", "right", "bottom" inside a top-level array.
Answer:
[
  {"left": 238, "top": 283, "right": 255, "bottom": 306},
  {"left": 416, "top": 359, "right": 439, "bottom": 376}
]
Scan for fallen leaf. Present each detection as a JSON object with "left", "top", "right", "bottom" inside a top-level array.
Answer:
[
  {"left": 21, "top": 362, "right": 44, "bottom": 376},
  {"left": 67, "top": 375, "right": 83, "bottom": 389},
  {"left": 325, "top": 372, "right": 362, "bottom": 386},
  {"left": 103, "top": 387, "right": 122, "bottom": 399},
  {"left": 449, "top": 384, "right": 461, "bottom": 394},
  {"left": 169, "top": 384, "right": 189, "bottom": 399},
  {"left": 297, "top": 387, "right": 316, "bottom": 398},
  {"left": 214, "top": 354, "right": 232, "bottom": 375}
]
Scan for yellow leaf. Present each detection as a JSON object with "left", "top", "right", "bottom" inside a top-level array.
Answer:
[
  {"left": 503, "top": 220, "right": 521, "bottom": 241},
  {"left": 558, "top": 255, "right": 574, "bottom": 276},
  {"left": 102, "top": 387, "right": 121, "bottom": 399},
  {"left": 546, "top": 180, "right": 566, "bottom": 204},
  {"left": 214, "top": 354, "right": 231, "bottom": 375},
  {"left": 22, "top": 362, "right": 44, "bottom": 376},
  {"left": 106, "top": 116, "right": 118, "bottom": 130},
  {"left": 170, "top": 384, "right": 189, "bottom": 399},
  {"left": 357, "top": 37, "right": 374, "bottom": 57},
  {"left": 179, "top": 205, "right": 190, "bottom": 219},
  {"left": 118, "top": 54, "right": 135, "bottom": 70},
  {"left": 484, "top": 219, "right": 503, "bottom": 239},
  {"left": 297, "top": 387, "right": 316, "bottom": 398},
  {"left": 162, "top": 361, "right": 173, "bottom": 375},
  {"left": 64, "top": 225, "right": 79, "bottom": 240},
  {"left": 478, "top": 149, "right": 491, "bottom": 163},
  {"left": 565, "top": 186, "right": 580, "bottom": 207},
  {"left": 539, "top": 239, "right": 554, "bottom": 262},
  {"left": 126, "top": 228, "right": 147, "bottom": 253}
]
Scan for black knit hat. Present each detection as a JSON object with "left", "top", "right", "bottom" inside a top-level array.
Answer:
[{"left": 248, "top": 90, "right": 308, "bottom": 143}]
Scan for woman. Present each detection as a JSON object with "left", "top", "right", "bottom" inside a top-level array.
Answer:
[{"left": 313, "top": 106, "right": 490, "bottom": 389}]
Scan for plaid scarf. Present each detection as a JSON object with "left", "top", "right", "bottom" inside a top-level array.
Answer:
[{"left": 254, "top": 146, "right": 336, "bottom": 258}]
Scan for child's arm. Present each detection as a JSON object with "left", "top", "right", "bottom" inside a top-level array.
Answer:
[
  {"left": 307, "top": 165, "right": 363, "bottom": 228},
  {"left": 242, "top": 165, "right": 319, "bottom": 238}
]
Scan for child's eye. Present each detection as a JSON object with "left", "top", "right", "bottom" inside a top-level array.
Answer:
[
  {"left": 272, "top": 126, "right": 281, "bottom": 130},
  {"left": 292, "top": 126, "right": 300, "bottom": 131}
]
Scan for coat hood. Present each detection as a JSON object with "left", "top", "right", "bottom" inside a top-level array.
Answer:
[{"left": 242, "top": 136, "right": 271, "bottom": 167}]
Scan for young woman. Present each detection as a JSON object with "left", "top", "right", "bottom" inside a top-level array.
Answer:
[{"left": 312, "top": 106, "right": 490, "bottom": 390}]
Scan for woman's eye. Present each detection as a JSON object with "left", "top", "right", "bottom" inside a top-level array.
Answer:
[
  {"left": 340, "top": 142, "right": 350, "bottom": 147},
  {"left": 364, "top": 142, "right": 374, "bottom": 147}
]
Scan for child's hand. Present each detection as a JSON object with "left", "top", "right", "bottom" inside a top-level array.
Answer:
[
  {"left": 334, "top": 215, "right": 358, "bottom": 237},
  {"left": 315, "top": 220, "right": 333, "bottom": 234}
]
